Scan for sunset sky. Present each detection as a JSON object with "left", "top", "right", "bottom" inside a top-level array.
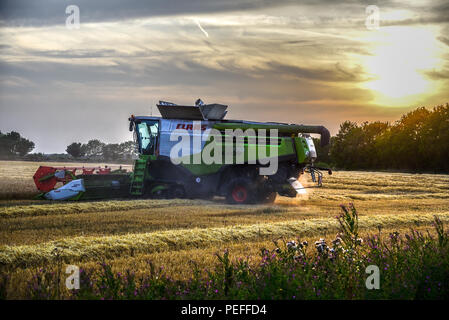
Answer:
[{"left": 0, "top": 0, "right": 448, "bottom": 153}]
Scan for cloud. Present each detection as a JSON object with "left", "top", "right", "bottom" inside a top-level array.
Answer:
[
  {"left": 262, "top": 62, "right": 369, "bottom": 83},
  {"left": 382, "top": 16, "right": 449, "bottom": 27},
  {"left": 0, "top": 0, "right": 413, "bottom": 27},
  {"left": 425, "top": 69, "right": 449, "bottom": 80},
  {"left": 0, "top": 0, "right": 294, "bottom": 26},
  {"left": 438, "top": 36, "right": 449, "bottom": 47}
]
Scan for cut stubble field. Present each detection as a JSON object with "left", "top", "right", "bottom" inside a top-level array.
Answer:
[{"left": 1, "top": 160, "right": 449, "bottom": 298}]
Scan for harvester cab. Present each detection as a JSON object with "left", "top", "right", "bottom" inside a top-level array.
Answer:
[
  {"left": 34, "top": 99, "right": 332, "bottom": 203},
  {"left": 130, "top": 117, "right": 159, "bottom": 156}
]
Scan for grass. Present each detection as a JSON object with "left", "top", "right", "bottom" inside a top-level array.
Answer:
[
  {"left": 9, "top": 205, "right": 449, "bottom": 300},
  {"left": 2, "top": 199, "right": 448, "bottom": 247},
  {"left": 0, "top": 199, "right": 200, "bottom": 218},
  {"left": 2, "top": 211, "right": 449, "bottom": 270},
  {"left": 0, "top": 160, "right": 449, "bottom": 298}
]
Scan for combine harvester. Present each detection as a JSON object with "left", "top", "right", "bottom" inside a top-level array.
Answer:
[{"left": 33, "top": 100, "right": 332, "bottom": 204}]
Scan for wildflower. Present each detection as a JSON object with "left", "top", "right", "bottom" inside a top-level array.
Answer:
[
  {"left": 332, "top": 237, "right": 342, "bottom": 247},
  {"left": 315, "top": 238, "right": 328, "bottom": 253},
  {"left": 287, "top": 241, "right": 297, "bottom": 250}
]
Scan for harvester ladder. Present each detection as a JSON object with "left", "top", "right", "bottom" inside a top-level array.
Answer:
[{"left": 130, "top": 159, "right": 147, "bottom": 196}]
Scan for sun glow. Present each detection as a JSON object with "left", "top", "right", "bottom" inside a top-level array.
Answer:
[{"left": 362, "top": 26, "right": 442, "bottom": 106}]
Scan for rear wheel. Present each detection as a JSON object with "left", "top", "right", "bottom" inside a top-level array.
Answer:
[{"left": 225, "top": 178, "right": 255, "bottom": 204}]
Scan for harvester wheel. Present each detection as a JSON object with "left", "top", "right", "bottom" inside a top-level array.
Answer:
[
  {"left": 256, "top": 189, "right": 277, "bottom": 204},
  {"left": 225, "top": 178, "right": 255, "bottom": 204},
  {"left": 170, "top": 185, "right": 186, "bottom": 199}
]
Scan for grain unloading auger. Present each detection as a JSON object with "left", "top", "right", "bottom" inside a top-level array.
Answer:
[{"left": 33, "top": 99, "right": 332, "bottom": 203}]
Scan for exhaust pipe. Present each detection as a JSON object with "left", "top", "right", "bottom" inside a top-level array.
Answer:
[{"left": 292, "top": 125, "right": 330, "bottom": 147}]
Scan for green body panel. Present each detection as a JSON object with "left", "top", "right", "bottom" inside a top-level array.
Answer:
[
  {"left": 295, "top": 137, "right": 310, "bottom": 164},
  {"left": 174, "top": 132, "right": 306, "bottom": 177}
]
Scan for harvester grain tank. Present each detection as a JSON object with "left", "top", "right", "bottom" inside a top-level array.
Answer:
[{"left": 33, "top": 100, "right": 331, "bottom": 203}]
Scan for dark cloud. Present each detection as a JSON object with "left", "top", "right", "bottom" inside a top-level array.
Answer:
[
  {"left": 438, "top": 36, "right": 449, "bottom": 47},
  {"left": 24, "top": 49, "right": 123, "bottom": 59},
  {"left": 382, "top": 16, "right": 449, "bottom": 27},
  {"left": 0, "top": 0, "right": 407, "bottom": 27},
  {"left": 262, "top": 62, "right": 368, "bottom": 83},
  {"left": 0, "top": 0, "right": 291, "bottom": 26}
]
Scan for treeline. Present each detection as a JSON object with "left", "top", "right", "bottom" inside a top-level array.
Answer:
[
  {"left": 314, "top": 103, "right": 449, "bottom": 172},
  {"left": 0, "top": 131, "right": 137, "bottom": 163},
  {"left": 65, "top": 140, "right": 137, "bottom": 162}
]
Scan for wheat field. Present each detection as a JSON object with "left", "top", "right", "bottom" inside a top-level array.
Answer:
[{"left": 1, "top": 160, "right": 449, "bottom": 298}]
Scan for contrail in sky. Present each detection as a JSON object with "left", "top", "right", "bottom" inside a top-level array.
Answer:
[{"left": 195, "top": 20, "right": 209, "bottom": 38}]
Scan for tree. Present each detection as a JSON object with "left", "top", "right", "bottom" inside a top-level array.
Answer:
[
  {"left": 0, "top": 131, "right": 35, "bottom": 158},
  {"left": 384, "top": 107, "right": 430, "bottom": 170},
  {"left": 313, "top": 137, "right": 332, "bottom": 165},
  {"left": 102, "top": 141, "right": 137, "bottom": 161},
  {"left": 359, "top": 121, "right": 389, "bottom": 168},
  {"left": 66, "top": 142, "right": 84, "bottom": 158},
  {"left": 330, "top": 121, "right": 365, "bottom": 169},
  {"left": 82, "top": 139, "right": 105, "bottom": 159},
  {"left": 118, "top": 141, "right": 138, "bottom": 160},
  {"left": 103, "top": 143, "right": 121, "bottom": 161},
  {"left": 419, "top": 103, "right": 449, "bottom": 171},
  {"left": 15, "top": 138, "right": 35, "bottom": 156}
]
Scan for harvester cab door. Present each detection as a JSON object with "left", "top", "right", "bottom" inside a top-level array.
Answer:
[{"left": 136, "top": 120, "right": 159, "bottom": 156}]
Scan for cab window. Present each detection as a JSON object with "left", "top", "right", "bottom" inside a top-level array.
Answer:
[{"left": 136, "top": 120, "right": 159, "bottom": 155}]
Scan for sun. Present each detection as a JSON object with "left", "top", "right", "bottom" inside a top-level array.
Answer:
[{"left": 361, "top": 25, "right": 442, "bottom": 106}]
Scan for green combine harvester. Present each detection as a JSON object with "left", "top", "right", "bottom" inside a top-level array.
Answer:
[{"left": 33, "top": 99, "right": 331, "bottom": 204}]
